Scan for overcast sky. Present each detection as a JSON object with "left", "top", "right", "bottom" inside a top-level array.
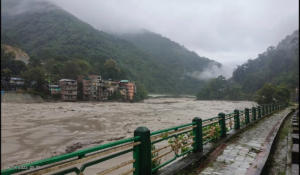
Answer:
[{"left": 49, "top": 0, "right": 298, "bottom": 65}]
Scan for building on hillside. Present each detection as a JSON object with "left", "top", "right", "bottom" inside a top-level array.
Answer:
[
  {"left": 77, "top": 74, "right": 102, "bottom": 101},
  {"left": 48, "top": 85, "right": 61, "bottom": 95},
  {"left": 91, "top": 78, "right": 102, "bottom": 100},
  {"left": 59, "top": 79, "right": 77, "bottom": 101},
  {"left": 97, "top": 81, "right": 108, "bottom": 101},
  {"left": 118, "top": 80, "right": 136, "bottom": 101},
  {"left": 82, "top": 76, "right": 91, "bottom": 101},
  {"left": 10, "top": 77, "right": 25, "bottom": 86},
  {"left": 77, "top": 75, "right": 137, "bottom": 102},
  {"left": 103, "top": 80, "right": 119, "bottom": 96}
]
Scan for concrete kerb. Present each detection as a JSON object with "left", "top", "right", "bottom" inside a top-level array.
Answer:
[
  {"left": 251, "top": 108, "right": 295, "bottom": 175},
  {"left": 156, "top": 109, "right": 288, "bottom": 175},
  {"left": 286, "top": 110, "right": 295, "bottom": 175}
]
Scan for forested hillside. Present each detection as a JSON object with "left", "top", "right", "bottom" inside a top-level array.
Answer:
[
  {"left": 197, "top": 30, "right": 299, "bottom": 102},
  {"left": 119, "top": 30, "right": 221, "bottom": 75},
  {"left": 1, "top": 0, "right": 220, "bottom": 94}
]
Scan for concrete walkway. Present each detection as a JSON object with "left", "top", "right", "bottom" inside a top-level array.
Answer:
[{"left": 197, "top": 108, "right": 291, "bottom": 175}]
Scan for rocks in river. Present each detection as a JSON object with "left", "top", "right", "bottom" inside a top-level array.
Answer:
[
  {"left": 107, "top": 136, "right": 125, "bottom": 141},
  {"left": 50, "top": 149, "right": 65, "bottom": 157},
  {"left": 65, "top": 141, "right": 85, "bottom": 153},
  {"left": 90, "top": 139, "right": 104, "bottom": 144},
  {"left": 65, "top": 139, "right": 104, "bottom": 153}
]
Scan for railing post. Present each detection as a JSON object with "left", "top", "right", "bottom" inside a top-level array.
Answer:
[
  {"left": 272, "top": 103, "right": 274, "bottom": 112},
  {"left": 279, "top": 103, "right": 281, "bottom": 109},
  {"left": 269, "top": 104, "right": 272, "bottom": 113},
  {"left": 234, "top": 109, "right": 240, "bottom": 129},
  {"left": 252, "top": 107, "right": 256, "bottom": 121},
  {"left": 133, "top": 142, "right": 139, "bottom": 175},
  {"left": 245, "top": 108, "right": 250, "bottom": 124},
  {"left": 218, "top": 112, "right": 226, "bottom": 138},
  {"left": 192, "top": 117, "right": 203, "bottom": 152},
  {"left": 134, "top": 127, "right": 151, "bottom": 175},
  {"left": 257, "top": 106, "right": 261, "bottom": 118},
  {"left": 265, "top": 105, "right": 268, "bottom": 114},
  {"left": 262, "top": 105, "right": 265, "bottom": 116}
]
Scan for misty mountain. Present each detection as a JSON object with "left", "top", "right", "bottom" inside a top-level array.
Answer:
[
  {"left": 118, "top": 29, "right": 222, "bottom": 77},
  {"left": 1, "top": 0, "right": 221, "bottom": 94},
  {"left": 232, "top": 29, "right": 299, "bottom": 93},
  {"left": 196, "top": 29, "right": 299, "bottom": 101}
]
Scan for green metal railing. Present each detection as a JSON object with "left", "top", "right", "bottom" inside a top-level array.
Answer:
[
  {"left": 1, "top": 102, "right": 289, "bottom": 175},
  {"left": 150, "top": 122, "right": 197, "bottom": 173}
]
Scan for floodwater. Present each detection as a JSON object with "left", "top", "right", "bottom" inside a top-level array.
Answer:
[{"left": 1, "top": 98, "right": 256, "bottom": 174}]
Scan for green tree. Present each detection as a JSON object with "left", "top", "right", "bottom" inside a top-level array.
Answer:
[
  {"left": 10, "top": 60, "right": 27, "bottom": 75},
  {"left": 1, "top": 45, "right": 16, "bottom": 70},
  {"left": 133, "top": 82, "right": 148, "bottom": 102},
  {"left": 1, "top": 68, "right": 12, "bottom": 79},
  {"left": 53, "top": 61, "right": 65, "bottom": 77},
  {"left": 274, "top": 85, "right": 291, "bottom": 102},
  {"left": 21, "top": 67, "right": 46, "bottom": 92},
  {"left": 39, "top": 48, "right": 54, "bottom": 60},
  {"left": 75, "top": 59, "right": 91, "bottom": 75},
  {"left": 61, "top": 61, "right": 81, "bottom": 79},
  {"left": 254, "top": 83, "right": 276, "bottom": 104},
  {"left": 28, "top": 55, "right": 41, "bottom": 68},
  {"left": 115, "top": 90, "right": 122, "bottom": 100},
  {"left": 104, "top": 58, "right": 121, "bottom": 80},
  {"left": 196, "top": 75, "right": 227, "bottom": 100}
]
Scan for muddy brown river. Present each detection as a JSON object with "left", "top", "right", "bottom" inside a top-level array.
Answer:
[{"left": 1, "top": 98, "right": 256, "bottom": 174}]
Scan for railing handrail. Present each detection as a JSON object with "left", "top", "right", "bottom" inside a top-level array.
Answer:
[
  {"left": 1, "top": 136, "right": 140, "bottom": 175},
  {"left": 202, "top": 116, "right": 220, "bottom": 122},
  {"left": 150, "top": 122, "right": 196, "bottom": 136}
]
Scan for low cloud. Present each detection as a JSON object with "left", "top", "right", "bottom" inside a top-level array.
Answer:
[
  {"left": 2, "top": 0, "right": 58, "bottom": 16},
  {"left": 186, "top": 61, "right": 243, "bottom": 80}
]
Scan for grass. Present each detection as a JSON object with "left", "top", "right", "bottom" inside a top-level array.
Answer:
[{"left": 247, "top": 155, "right": 254, "bottom": 158}]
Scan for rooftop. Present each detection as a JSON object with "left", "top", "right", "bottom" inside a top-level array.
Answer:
[
  {"left": 59, "top": 79, "right": 76, "bottom": 82},
  {"left": 10, "top": 77, "right": 25, "bottom": 81},
  {"left": 48, "top": 85, "right": 60, "bottom": 88},
  {"left": 120, "top": 80, "right": 129, "bottom": 83}
]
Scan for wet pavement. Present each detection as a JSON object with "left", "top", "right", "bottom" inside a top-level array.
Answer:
[{"left": 198, "top": 108, "right": 290, "bottom": 175}]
